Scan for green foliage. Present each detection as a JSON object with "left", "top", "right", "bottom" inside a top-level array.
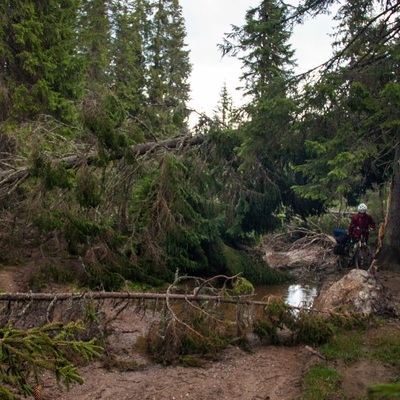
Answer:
[
  {"left": 0, "top": 322, "right": 102, "bottom": 399},
  {"left": 147, "top": 310, "right": 233, "bottom": 365},
  {"left": 180, "top": 312, "right": 233, "bottom": 356},
  {"left": 253, "top": 298, "right": 372, "bottom": 347},
  {"left": 1, "top": 0, "right": 399, "bottom": 286},
  {"left": 0, "top": 0, "right": 83, "bottom": 123},
  {"left": 253, "top": 318, "right": 281, "bottom": 344},
  {"left": 30, "top": 154, "right": 74, "bottom": 190},
  {"left": 145, "top": 0, "right": 191, "bottom": 138},
  {"left": 75, "top": 167, "right": 102, "bottom": 208},
  {"left": 65, "top": 216, "right": 104, "bottom": 255},
  {"left": 295, "top": 311, "right": 335, "bottom": 347},
  {"left": 368, "top": 382, "right": 400, "bottom": 399},
  {"left": 83, "top": 93, "right": 129, "bottom": 151},
  {"left": 130, "top": 154, "right": 225, "bottom": 279},
  {"left": 300, "top": 364, "right": 346, "bottom": 400},
  {"left": 222, "top": 245, "right": 293, "bottom": 286},
  {"left": 290, "top": 5, "right": 398, "bottom": 210},
  {"left": 231, "top": 277, "right": 254, "bottom": 296},
  {"left": 33, "top": 209, "right": 64, "bottom": 233},
  {"left": 320, "top": 331, "right": 368, "bottom": 364}
]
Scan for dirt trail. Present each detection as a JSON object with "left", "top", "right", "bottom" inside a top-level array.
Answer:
[
  {"left": 0, "top": 246, "right": 399, "bottom": 400},
  {"left": 46, "top": 344, "right": 311, "bottom": 400}
]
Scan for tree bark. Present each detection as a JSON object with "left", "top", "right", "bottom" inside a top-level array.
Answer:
[
  {"left": 377, "top": 142, "right": 400, "bottom": 269},
  {"left": 0, "top": 290, "right": 265, "bottom": 306}
]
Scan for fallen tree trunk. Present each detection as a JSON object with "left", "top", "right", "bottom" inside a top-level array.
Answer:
[
  {"left": 0, "top": 134, "right": 205, "bottom": 187},
  {"left": 0, "top": 290, "right": 266, "bottom": 306}
]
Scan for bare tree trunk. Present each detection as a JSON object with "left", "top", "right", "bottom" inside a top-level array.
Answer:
[{"left": 377, "top": 142, "right": 400, "bottom": 269}]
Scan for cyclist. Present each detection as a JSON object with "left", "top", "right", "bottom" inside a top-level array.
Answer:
[{"left": 348, "top": 203, "right": 376, "bottom": 244}]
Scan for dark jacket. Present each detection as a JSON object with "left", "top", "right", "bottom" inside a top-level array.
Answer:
[{"left": 348, "top": 212, "right": 376, "bottom": 240}]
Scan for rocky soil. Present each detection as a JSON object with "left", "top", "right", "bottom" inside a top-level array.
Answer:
[{"left": 0, "top": 243, "right": 399, "bottom": 400}]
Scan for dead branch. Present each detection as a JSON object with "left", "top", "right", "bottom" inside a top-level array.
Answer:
[
  {"left": 267, "top": 225, "right": 336, "bottom": 252},
  {"left": 304, "top": 345, "right": 327, "bottom": 360}
]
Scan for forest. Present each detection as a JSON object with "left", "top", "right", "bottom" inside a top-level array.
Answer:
[
  {"left": 1, "top": 0, "right": 399, "bottom": 289},
  {"left": 0, "top": 0, "right": 400, "bottom": 398}
]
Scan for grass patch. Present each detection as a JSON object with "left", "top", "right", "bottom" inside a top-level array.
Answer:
[
  {"left": 319, "top": 322, "right": 400, "bottom": 367},
  {"left": 319, "top": 331, "right": 367, "bottom": 365},
  {"left": 300, "top": 364, "right": 347, "bottom": 400},
  {"left": 364, "top": 324, "right": 400, "bottom": 367},
  {"left": 301, "top": 321, "right": 400, "bottom": 399}
]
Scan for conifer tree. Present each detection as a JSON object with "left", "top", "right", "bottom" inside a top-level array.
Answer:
[
  {"left": 0, "top": 0, "right": 83, "bottom": 124},
  {"left": 213, "top": 83, "right": 236, "bottom": 129},
  {"left": 145, "top": 0, "right": 192, "bottom": 139},
  {"left": 219, "top": 0, "right": 311, "bottom": 235},
  {"left": 78, "top": 0, "right": 112, "bottom": 87},
  {"left": 0, "top": 322, "right": 102, "bottom": 399},
  {"left": 110, "top": 0, "right": 149, "bottom": 123}
]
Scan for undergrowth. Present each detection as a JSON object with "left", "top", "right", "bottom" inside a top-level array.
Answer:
[
  {"left": 300, "top": 364, "right": 347, "bottom": 400},
  {"left": 252, "top": 298, "right": 367, "bottom": 347},
  {"left": 301, "top": 319, "right": 400, "bottom": 400}
]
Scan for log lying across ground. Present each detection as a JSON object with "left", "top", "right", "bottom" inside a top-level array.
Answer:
[{"left": 0, "top": 291, "right": 268, "bottom": 306}]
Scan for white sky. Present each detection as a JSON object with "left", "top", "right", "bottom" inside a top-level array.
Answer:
[{"left": 180, "top": 0, "right": 338, "bottom": 125}]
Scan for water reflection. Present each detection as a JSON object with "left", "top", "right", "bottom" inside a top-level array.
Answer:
[
  {"left": 254, "top": 283, "right": 318, "bottom": 308},
  {"left": 285, "top": 284, "right": 318, "bottom": 308}
]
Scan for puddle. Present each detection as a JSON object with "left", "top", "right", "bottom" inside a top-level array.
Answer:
[{"left": 254, "top": 282, "right": 318, "bottom": 308}]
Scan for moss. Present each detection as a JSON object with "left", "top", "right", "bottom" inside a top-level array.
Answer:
[
  {"left": 232, "top": 277, "right": 254, "bottom": 296},
  {"left": 300, "top": 364, "right": 347, "bottom": 400},
  {"left": 222, "top": 244, "right": 293, "bottom": 285}
]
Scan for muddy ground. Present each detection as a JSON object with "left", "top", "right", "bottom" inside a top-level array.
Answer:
[{"left": 0, "top": 244, "right": 399, "bottom": 400}]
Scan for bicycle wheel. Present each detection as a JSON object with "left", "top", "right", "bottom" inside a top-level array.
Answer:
[
  {"left": 348, "top": 242, "right": 358, "bottom": 268},
  {"left": 337, "top": 255, "right": 344, "bottom": 269},
  {"left": 354, "top": 252, "right": 360, "bottom": 269},
  {"left": 359, "top": 244, "right": 372, "bottom": 269}
]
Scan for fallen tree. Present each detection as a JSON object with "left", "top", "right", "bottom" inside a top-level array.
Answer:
[{"left": 0, "top": 133, "right": 205, "bottom": 188}]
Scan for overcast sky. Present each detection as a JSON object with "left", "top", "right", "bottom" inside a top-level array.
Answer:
[{"left": 180, "top": 0, "right": 337, "bottom": 125}]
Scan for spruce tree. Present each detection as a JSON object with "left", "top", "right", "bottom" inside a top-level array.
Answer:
[
  {"left": 0, "top": 322, "right": 102, "bottom": 399},
  {"left": 0, "top": 0, "right": 83, "bottom": 124},
  {"left": 145, "top": 0, "right": 192, "bottom": 139},
  {"left": 78, "top": 0, "right": 112, "bottom": 87},
  {"left": 110, "top": 0, "right": 149, "bottom": 121},
  {"left": 213, "top": 83, "right": 236, "bottom": 129},
  {"left": 218, "top": 0, "right": 311, "bottom": 235}
]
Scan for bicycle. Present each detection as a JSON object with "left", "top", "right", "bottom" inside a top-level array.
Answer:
[
  {"left": 347, "top": 234, "right": 372, "bottom": 270},
  {"left": 335, "top": 228, "right": 373, "bottom": 270}
]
